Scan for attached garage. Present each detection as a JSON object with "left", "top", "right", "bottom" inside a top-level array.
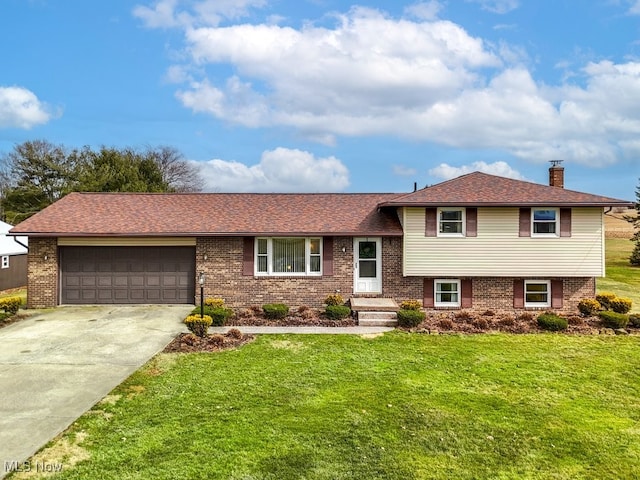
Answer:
[{"left": 60, "top": 246, "right": 195, "bottom": 304}]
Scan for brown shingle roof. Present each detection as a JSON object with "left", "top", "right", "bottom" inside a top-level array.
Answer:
[
  {"left": 380, "top": 172, "right": 633, "bottom": 207},
  {"left": 10, "top": 192, "right": 404, "bottom": 237}
]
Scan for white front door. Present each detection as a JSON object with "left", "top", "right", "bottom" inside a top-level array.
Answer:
[{"left": 353, "top": 238, "right": 382, "bottom": 294}]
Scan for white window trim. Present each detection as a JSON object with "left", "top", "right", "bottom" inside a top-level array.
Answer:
[
  {"left": 524, "top": 280, "right": 551, "bottom": 308},
  {"left": 1, "top": 256, "right": 8, "bottom": 269},
  {"left": 434, "top": 279, "right": 461, "bottom": 308},
  {"left": 437, "top": 208, "right": 466, "bottom": 237},
  {"left": 255, "top": 237, "right": 322, "bottom": 277},
  {"left": 531, "top": 208, "right": 559, "bottom": 238}
]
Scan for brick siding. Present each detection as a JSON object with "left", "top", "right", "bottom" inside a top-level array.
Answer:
[{"left": 27, "top": 237, "right": 58, "bottom": 308}]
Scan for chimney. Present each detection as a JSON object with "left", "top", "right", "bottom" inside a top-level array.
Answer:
[{"left": 549, "top": 160, "right": 564, "bottom": 188}]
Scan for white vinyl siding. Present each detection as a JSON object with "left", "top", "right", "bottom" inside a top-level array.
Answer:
[{"left": 403, "top": 207, "right": 604, "bottom": 277}]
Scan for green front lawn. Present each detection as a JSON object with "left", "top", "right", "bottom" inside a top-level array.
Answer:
[{"left": 22, "top": 333, "right": 640, "bottom": 480}]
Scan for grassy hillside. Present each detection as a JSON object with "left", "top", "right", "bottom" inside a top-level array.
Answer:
[{"left": 598, "top": 238, "right": 640, "bottom": 313}]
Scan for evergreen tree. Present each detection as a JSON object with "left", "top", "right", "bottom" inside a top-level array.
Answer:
[{"left": 630, "top": 179, "right": 640, "bottom": 266}]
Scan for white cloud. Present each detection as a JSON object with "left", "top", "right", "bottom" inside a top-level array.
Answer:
[
  {"left": 196, "top": 147, "right": 349, "bottom": 192},
  {"left": 468, "top": 0, "right": 520, "bottom": 14},
  {"left": 0, "top": 86, "right": 55, "bottom": 129},
  {"left": 137, "top": 2, "right": 640, "bottom": 168},
  {"left": 393, "top": 165, "right": 418, "bottom": 176},
  {"left": 133, "top": 0, "right": 266, "bottom": 28},
  {"left": 628, "top": 1, "right": 640, "bottom": 15},
  {"left": 428, "top": 161, "right": 525, "bottom": 180}
]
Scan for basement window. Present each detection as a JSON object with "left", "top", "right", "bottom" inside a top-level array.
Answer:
[{"left": 435, "top": 279, "right": 461, "bottom": 307}]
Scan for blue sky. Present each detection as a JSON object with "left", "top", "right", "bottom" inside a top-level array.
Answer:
[{"left": 1, "top": 0, "right": 639, "bottom": 199}]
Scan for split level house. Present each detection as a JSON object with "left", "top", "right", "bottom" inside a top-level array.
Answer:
[{"left": 9, "top": 165, "right": 633, "bottom": 313}]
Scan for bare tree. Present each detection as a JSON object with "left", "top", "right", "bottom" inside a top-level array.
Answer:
[{"left": 144, "top": 146, "right": 203, "bottom": 192}]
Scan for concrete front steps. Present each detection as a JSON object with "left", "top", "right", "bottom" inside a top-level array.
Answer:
[{"left": 349, "top": 297, "right": 399, "bottom": 327}]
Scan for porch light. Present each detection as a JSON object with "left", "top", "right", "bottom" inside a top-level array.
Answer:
[{"left": 198, "top": 272, "right": 205, "bottom": 318}]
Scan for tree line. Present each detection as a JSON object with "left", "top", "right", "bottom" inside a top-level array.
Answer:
[{"left": 0, "top": 140, "right": 203, "bottom": 224}]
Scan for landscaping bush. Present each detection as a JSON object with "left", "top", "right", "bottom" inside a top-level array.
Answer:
[
  {"left": 516, "top": 312, "right": 534, "bottom": 322},
  {"left": 629, "top": 314, "right": 640, "bottom": 328},
  {"left": 324, "top": 294, "right": 344, "bottom": 306},
  {"left": 397, "top": 309, "right": 426, "bottom": 328},
  {"left": 399, "top": 300, "right": 422, "bottom": 311},
  {"left": 191, "top": 305, "right": 233, "bottom": 326},
  {"left": 472, "top": 318, "right": 490, "bottom": 330},
  {"left": 577, "top": 298, "right": 601, "bottom": 316},
  {"left": 263, "top": 303, "right": 289, "bottom": 319},
  {"left": 204, "top": 298, "right": 225, "bottom": 308},
  {"left": 599, "top": 311, "right": 629, "bottom": 329},
  {"left": 184, "top": 314, "right": 213, "bottom": 337},
  {"left": 595, "top": 292, "right": 617, "bottom": 310},
  {"left": 325, "top": 305, "right": 351, "bottom": 320},
  {"left": 227, "top": 328, "right": 243, "bottom": 339},
  {"left": 537, "top": 312, "right": 568, "bottom": 331},
  {"left": 610, "top": 297, "right": 632, "bottom": 314},
  {"left": 454, "top": 310, "right": 473, "bottom": 322},
  {"left": 0, "top": 296, "right": 22, "bottom": 315}
]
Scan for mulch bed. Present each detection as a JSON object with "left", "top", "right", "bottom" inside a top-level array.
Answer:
[
  {"left": 0, "top": 313, "right": 30, "bottom": 330},
  {"left": 164, "top": 330, "right": 255, "bottom": 353},
  {"left": 228, "top": 314, "right": 356, "bottom": 327}
]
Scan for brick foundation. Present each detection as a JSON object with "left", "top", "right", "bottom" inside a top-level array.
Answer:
[{"left": 27, "top": 237, "right": 58, "bottom": 308}]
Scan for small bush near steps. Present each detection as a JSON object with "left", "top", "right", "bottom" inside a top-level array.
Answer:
[
  {"left": 325, "top": 305, "right": 351, "bottom": 320},
  {"left": 397, "top": 309, "right": 426, "bottom": 328},
  {"left": 629, "top": 314, "right": 640, "bottom": 328},
  {"left": 263, "top": 303, "right": 289, "bottom": 319},
  {"left": 324, "top": 294, "right": 344, "bottom": 306},
  {"left": 537, "top": 312, "right": 568, "bottom": 332}
]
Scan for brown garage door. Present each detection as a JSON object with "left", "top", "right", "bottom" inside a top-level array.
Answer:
[{"left": 60, "top": 246, "right": 195, "bottom": 304}]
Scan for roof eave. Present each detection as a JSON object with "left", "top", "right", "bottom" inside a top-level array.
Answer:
[
  {"left": 379, "top": 201, "right": 634, "bottom": 208},
  {"left": 16, "top": 231, "right": 404, "bottom": 238}
]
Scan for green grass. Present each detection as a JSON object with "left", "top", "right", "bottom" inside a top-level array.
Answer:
[
  {"left": 598, "top": 238, "right": 640, "bottom": 312},
  {"left": 26, "top": 333, "right": 640, "bottom": 480}
]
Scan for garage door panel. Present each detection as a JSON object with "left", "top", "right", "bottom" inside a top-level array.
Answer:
[{"left": 61, "top": 246, "right": 195, "bottom": 304}]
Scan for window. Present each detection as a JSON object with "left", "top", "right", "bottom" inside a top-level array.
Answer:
[
  {"left": 532, "top": 208, "right": 559, "bottom": 237},
  {"left": 1, "top": 256, "right": 8, "bottom": 269},
  {"left": 438, "top": 208, "right": 465, "bottom": 236},
  {"left": 255, "top": 238, "right": 322, "bottom": 276},
  {"left": 435, "top": 279, "right": 461, "bottom": 307},
  {"left": 524, "top": 280, "right": 551, "bottom": 308}
]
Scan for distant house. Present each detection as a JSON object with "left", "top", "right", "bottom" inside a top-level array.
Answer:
[
  {"left": 0, "top": 221, "right": 28, "bottom": 291},
  {"left": 9, "top": 165, "right": 632, "bottom": 313}
]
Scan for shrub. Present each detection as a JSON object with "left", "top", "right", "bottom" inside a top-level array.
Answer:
[
  {"left": 578, "top": 298, "right": 601, "bottom": 316},
  {"left": 516, "top": 312, "right": 534, "bottom": 322},
  {"left": 629, "top": 314, "right": 640, "bottom": 328},
  {"left": 454, "top": 310, "right": 473, "bottom": 322},
  {"left": 227, "top": 328, "right": 243, "bottom": 339},
  {"left": 599, "top": 311, "right": 629, "bottom": 329},
  {"left": 596, "top": 292, "right": 617, "bottom": 310},
  {"left": 537, "top": 312, "right": 568, "bottom": 331},
  {"left": 209, "top": 334, "right": 226, "bottom": 347},
  {"left": 472, "top": 318, "right": 489, "bottom": 330},
  {"left": 400, "top": 300, "right": 422, "bottom": 311},
  {"left": 397, "top": 309, "right": 426, "bottom": 328},
  {"left": 325, "top": 305, "right": 351, "bottom": 320},
  {"left": 204, "top": 298, "right": 225, "bottom": 308},
  {"left": 324, "top": 294, "right": 344, "bottom": 306},
  {"left": 437, "top": 318, "right": 454, "bottom": 330},
  {"left": 210, "top": 307, "right": 233, "bottom": 326},
  {"left": 610, "top": 297, "right": 633, "bottom": 314},
  {"left": 297, "top": 305, "right": 309, "bottom": 314},
  {"left": 0, "top": 296, "right": 22, "bottom": 315},
  {"left": 263, "top": 303, "right": 289, "bottom": 319},
  {"left": 184, "top": 314, "right": 213, "bottom": 337},
  {"left": 482, "top": 310, "right": 496, "bottom": 317}
]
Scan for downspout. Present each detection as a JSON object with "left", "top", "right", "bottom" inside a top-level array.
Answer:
[{"left": 12, "top": 236, "right": 29, "bottom": 251}]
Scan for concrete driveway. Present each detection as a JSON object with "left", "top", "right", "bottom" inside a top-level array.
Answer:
[{"left": 0, "top": 305, "right": 191, "bottom": 477}]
